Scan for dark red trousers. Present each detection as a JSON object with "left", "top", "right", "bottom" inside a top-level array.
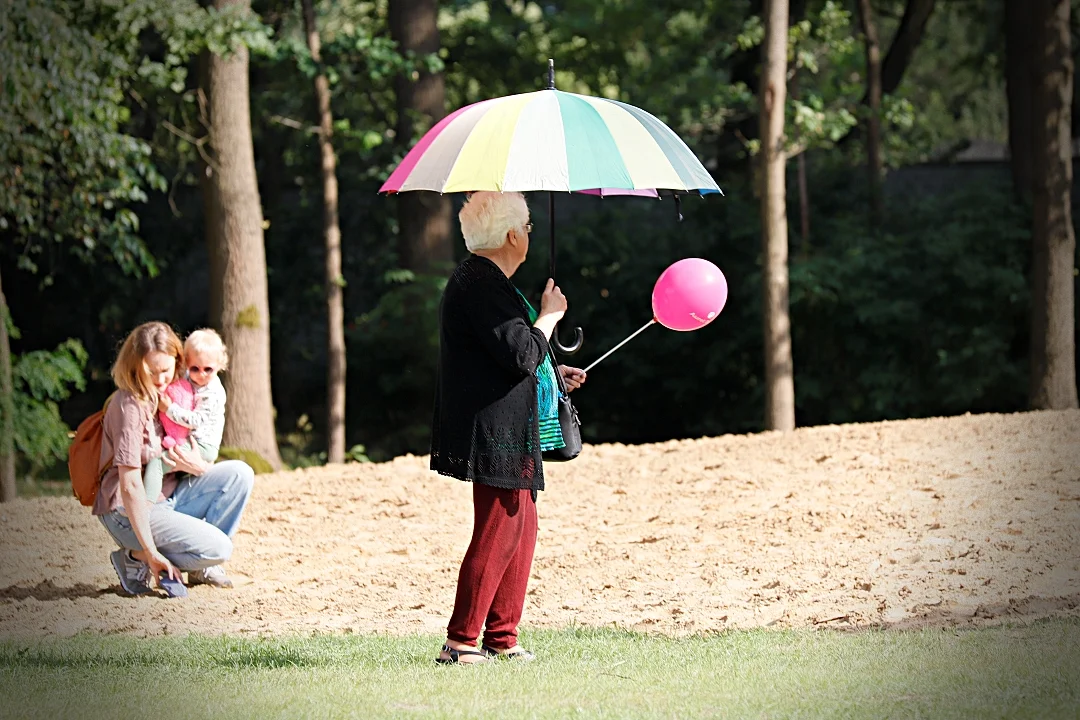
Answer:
[{"left": 446, "top": 483, "right": 538, "bottom": 650}]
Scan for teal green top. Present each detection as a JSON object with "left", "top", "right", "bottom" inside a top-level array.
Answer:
[{"left": 517, "top": 290, "right": 565, "bottom": 452}]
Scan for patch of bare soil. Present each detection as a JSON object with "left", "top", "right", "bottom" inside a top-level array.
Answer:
[{"left": 1, "top": 411, "right": 1078, "bottom": 640}]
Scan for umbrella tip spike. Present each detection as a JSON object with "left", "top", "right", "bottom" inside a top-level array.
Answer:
[{"left": 547, "top": 59, "right": 555, "bottom": 90}]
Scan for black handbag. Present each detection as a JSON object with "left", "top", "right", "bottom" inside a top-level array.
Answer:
[{"left": 542, "top": 348, "right": 582, "bottom": 462}]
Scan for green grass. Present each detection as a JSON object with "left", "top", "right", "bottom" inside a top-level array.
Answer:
[{"left": 1, "top": 620, "right": 1078, "bottom": 719}]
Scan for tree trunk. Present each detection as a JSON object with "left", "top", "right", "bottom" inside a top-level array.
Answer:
[
  {"left": 389, "top": 0, "right": 453, "bottom": 272},
  {"left": 838, "top": 0, "right": 936, "bottom": 148},
  {"left": 759, "top": 0, "right": 796, "bottom": 432},
  {"left": 856, "top": 0, "right": 884, "bottom": 224},
  {"left": 199, "top": 0, "right": 283, "bottom": 469},
  {"left": 1028, "top": 0, "right": 1078, "bottom": 409},
  {"left": 879, "top": 0, "right": 936, "bottom": 97},
  {"left": 797, "top": 152, "right": 810, "bottom": 255},
  {"left": 0, "top": 267, "right": 16, "bottom": 503},
  {"left": 1005, "top": 0, "right": 1035, "bottom": 201},
  {"left": 301, "top": 0, "right": 346, "bottom": 464}
]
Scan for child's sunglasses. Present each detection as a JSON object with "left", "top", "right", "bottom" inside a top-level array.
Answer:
[{"left": 189, "top": 366, "right": 216, "bottom": 374}]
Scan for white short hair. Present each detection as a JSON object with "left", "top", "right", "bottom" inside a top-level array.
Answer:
[
  {"left": 185, "top": 328, "right": 229, "bottom": 371},
  {"left": 459, "top": 192, "right": 529, "bottom": 252}
]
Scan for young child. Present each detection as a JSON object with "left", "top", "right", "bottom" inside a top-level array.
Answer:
[{"left": 143, "top": 329, "right": 228, "bottom": 502}]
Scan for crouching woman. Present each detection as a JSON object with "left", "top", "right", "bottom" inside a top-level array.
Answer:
[{"left": 93, "top": 321, "right": 254, "bottom": 596}]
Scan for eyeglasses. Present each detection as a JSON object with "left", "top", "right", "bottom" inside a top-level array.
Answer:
[
  {"left": 189, "top": 366, "right": 215, "bottom": 375},
  {"left": 523, "top": 222, "right": 533, "bottom": 233}
]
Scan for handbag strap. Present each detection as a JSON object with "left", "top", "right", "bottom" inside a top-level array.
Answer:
[{"left": 546, "top": 339, "right": 569, "bottom": 397}]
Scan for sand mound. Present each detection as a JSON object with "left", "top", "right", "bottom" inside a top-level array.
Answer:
[{"left": 2, "top": 410, "right": 1078, "bottom": 639}]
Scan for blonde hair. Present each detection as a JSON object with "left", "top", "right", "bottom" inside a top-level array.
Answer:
[
  {"left": 185, "top": 328, "right": 229, "bottom": 372},
  {"left": 111, "top": 321, "right": 184, "bottom": 403},
  {"left": 459, "top": 191, "right": 529, "bottom": 252}
]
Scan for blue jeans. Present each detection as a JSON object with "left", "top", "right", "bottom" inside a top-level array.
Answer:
[{"left": 99, "top": 460, "right": 254, "bottom": 571}]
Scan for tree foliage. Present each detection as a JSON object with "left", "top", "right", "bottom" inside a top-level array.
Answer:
[
  {"left": 3, "top": 0, "right": 1070, "bottom": 471},
  {"left": 1, "top": 0, "right": 163, "bottom": 277},
  {"left": 12, "top": 338, "right": 88, "bottom": 476},
  {"left": 0, "top": 0, "right": 273, "bottom": 478}
]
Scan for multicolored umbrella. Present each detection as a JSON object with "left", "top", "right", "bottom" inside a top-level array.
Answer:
[
  {"left": 380, "top": 61, "right": 722, "bottom": 352},
  {"left": 379, "top": 90, "right": 721, "bottom": 196}
]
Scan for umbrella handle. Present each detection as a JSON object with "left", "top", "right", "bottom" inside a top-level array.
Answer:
[
  {"left": 546, "top": 186, "right": 582, "bottom": 355},
  {"left": 552, "top": 325, "right": 583, "bottom": 354}
]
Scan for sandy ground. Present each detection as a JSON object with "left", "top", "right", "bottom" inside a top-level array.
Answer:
[{"left": 1, "top": 410, "right": 1079, "bottom": 641}]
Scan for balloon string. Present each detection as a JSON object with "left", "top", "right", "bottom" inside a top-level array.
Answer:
[{"left": 582, "top": 319, "right": 658, "bottom": 374}]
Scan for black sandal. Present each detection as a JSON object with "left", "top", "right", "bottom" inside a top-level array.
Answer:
[
  {"left": 482, "top": 644, "right": 536, "bottom": 661},
  {"left": 435, "top": 644, "right": 488, "bottom": 665}
]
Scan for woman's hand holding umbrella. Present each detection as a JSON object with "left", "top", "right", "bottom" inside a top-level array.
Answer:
[
  {"left": 536, "top": 281, "right": 588, "bottom": 389},
  {"left": 533, "top": 279, "right": 567, "bottom": 340}
]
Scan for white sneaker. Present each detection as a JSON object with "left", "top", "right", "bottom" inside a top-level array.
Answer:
[{"left": 188, "top": 565, "right": 234, "bottom": 588}]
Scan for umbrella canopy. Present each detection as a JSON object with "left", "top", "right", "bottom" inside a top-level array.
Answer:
[{"left": 379, "top": 89, "right": 721, "bottom": 196}]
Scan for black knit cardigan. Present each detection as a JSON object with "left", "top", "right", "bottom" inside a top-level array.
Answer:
[{"left": 430, "top": 255, "right": 550, "bottom": 492}]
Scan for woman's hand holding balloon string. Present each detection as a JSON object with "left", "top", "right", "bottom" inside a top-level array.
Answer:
[
  {"left": 559, "top": 365, "right": 586, "bottom": 391},
  {"left": 561, "top": 365, "right": 586, "bottom": 390}
]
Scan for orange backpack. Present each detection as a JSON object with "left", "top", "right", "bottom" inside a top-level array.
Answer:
[{"left": 68, "top": 394, "right": 114, "bottom": 506}]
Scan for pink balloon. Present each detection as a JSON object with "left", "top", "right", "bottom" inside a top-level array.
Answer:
[{"left": 652, "top": 258, "right": 728, "bottom": 331}]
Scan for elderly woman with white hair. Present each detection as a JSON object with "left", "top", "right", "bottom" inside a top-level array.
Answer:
[{"left": 431, "top": 191, "right": 586, "bottom": 665}]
